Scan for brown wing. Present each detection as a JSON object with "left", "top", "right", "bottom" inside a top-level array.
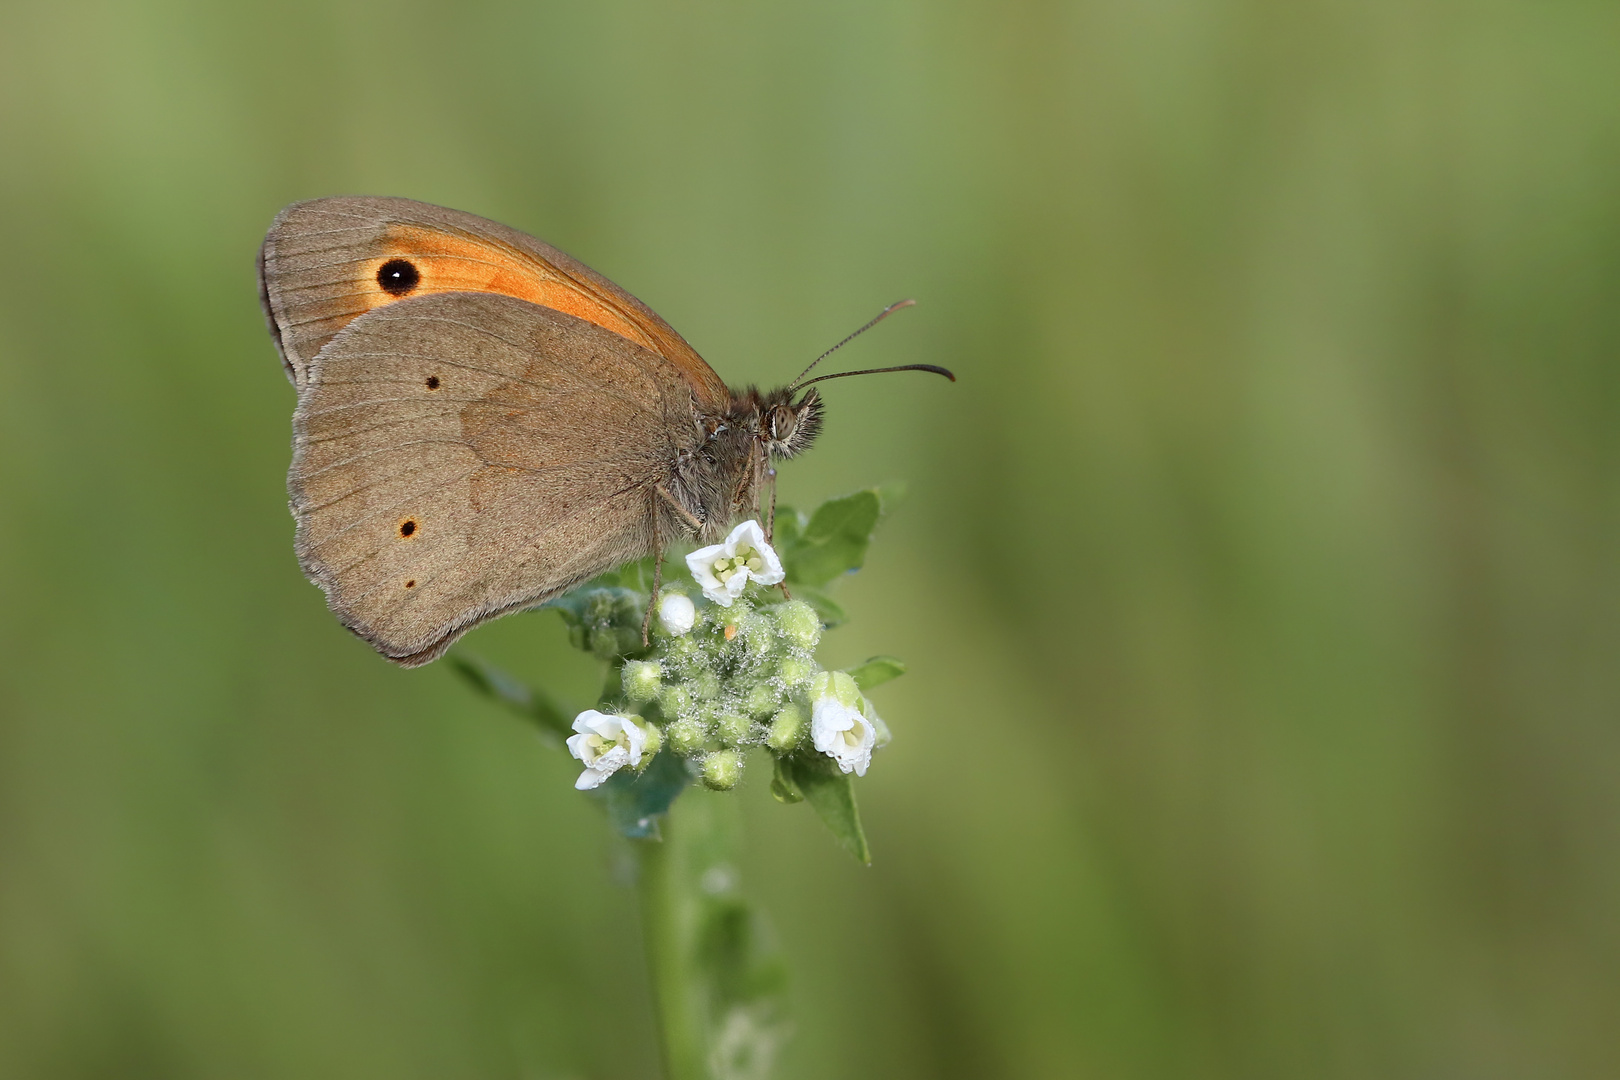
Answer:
[
  {"left": 258, "top": 196, "right": 731, "bottom": 409},
  {"left": 290, "top": 290, "right": 700, "bottom": 666}
]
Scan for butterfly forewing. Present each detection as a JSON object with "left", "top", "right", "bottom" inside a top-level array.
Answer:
[
  {"left": 290, "top": 290, "right": 702, "bottom": 665},
  {"left": 259, "top": 196, "right": 731, "bottom": 410}
]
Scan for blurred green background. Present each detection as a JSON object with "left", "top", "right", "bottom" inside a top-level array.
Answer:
[{"left": 3, "top": 1, "right": 1619, "bottom": 1076}]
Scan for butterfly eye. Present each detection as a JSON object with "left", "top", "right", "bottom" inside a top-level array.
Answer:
[{"left": 770, "top": 406, "right": 795, "bottom": 441}]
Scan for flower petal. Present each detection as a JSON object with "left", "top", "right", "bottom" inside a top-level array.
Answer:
[
  {"left": 572, "top": 708, "right": 613, "bottom": 735},
  {"left": 685, "top": 543, "right": 731, "bottom": 604},
  {"left": 724, "top": 520, "right": 785, "bottom": 586},
  {"left": 575, "top": 767, "right": 612, "bottom": 790}
]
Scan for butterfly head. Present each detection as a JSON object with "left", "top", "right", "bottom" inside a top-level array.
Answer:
[{"left": 763, "top": 387, "right": 823, "bottom": 460}]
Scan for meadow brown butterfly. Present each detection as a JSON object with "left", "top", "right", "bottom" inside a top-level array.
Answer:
[{"left": 258, "top": 197, "right": 951, "bottom": 666}]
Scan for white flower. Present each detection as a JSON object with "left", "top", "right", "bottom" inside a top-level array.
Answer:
[
  {"left": 685, "top": 520, "right": 785, "bottom": 606},
  {"left": 810, "top": 672, "right": 876, "bottom": 777},
  {"left": 566, "top": 710, "right": 648, "bottom": 790},
  {"left": 658, "top": 591, "right": 697, "bottom": 635}
]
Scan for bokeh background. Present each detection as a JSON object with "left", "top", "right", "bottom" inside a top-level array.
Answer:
[{"left": 3, "top": 1, "right": 1619, "bottom": 1076}]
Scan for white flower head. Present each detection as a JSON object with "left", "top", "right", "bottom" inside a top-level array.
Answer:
[
  {"left": 566, "top": 710, "right": 648, "bottom": 790},
  {"left": 658, "top": 591, "right": 697, "bottom": 635},
  {"left": 685, "top": 520, "right": 785, "bottom": 607},
  {"left": 810, "top": 672, "right": 877, "bottom": 777}
]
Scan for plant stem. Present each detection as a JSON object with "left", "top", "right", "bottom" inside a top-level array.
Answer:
[{"left": 636, "top": 800, "right": 709, "bottom": 1080}]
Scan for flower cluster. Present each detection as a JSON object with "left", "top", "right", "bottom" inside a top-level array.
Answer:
[{"left": 566, "top": 520, "right": 887, "bottom": 791}]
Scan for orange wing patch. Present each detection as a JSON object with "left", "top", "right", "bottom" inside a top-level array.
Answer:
[
  {"left": 263, "top": 197, "right": 733, "bottom": 410},
  {"left": 357, "top": 225, "right": 660, "bottom": 351}
]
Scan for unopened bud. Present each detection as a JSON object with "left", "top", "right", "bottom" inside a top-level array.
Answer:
[
  {"left": 661, "top": 632, "right": 702, "bottom": 667},
  {"left": 659, "top": 683, "right": 695, "bottom": 719},
  {"left": 745, "top": 680, "right": 781, "bottom": 719},
  {"left": 700, "top": 749, "right": 744, "bottom": 790},
  {"left": 621, "top": 660, "right": 662, "bottom": 703},
  {"left": 737, "top": 613, "right": 774, "bottom": 661},
  {"left": 666, "top": 717, "right": 708, "bottom": 756},
  {"left": 687, "top": 667, "right": 721, "bottom": 701},
  {"left": 657, "top": 591, "right": 696, "bottom": 636},
  {"left": 715, "top": 712, "right": 754, "bottom": 747},
  {"left": 773, "top": 599, "right": 821, "bottom": 650},
  {"left": 766, "top": 702, "right": 807, "bottom": 752},
  {"left": 777, "top": 655, "right": 816, "bottom": 688}
]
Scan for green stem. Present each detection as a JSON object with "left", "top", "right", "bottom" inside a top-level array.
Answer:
[{"left": 636, "top": 800, "right": 710, "bottom": 1080}]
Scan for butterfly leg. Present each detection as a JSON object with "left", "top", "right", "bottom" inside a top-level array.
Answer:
[
  {"left": 766, "top": 466, "right": 778, "bottom": 540},
  {"left": 656, "top": 483, "right": 705, "bottom": 533},
  {"left": 641, "top": 506, "right": 663, "bottom": 647},
  {"left": 763, "top": 466, "right": 792, "bottom": 600}
]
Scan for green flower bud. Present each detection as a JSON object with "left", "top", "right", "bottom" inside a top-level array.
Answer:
[
  {"left": 662, "top": 632, "right": 702, "bottom": 666},
  {"left": 715, "top": 711, "right": 754, "bottom": 747},
  {"left": 659, "top": 683, "right": 695, "bottom": 719},
  {"left": 621, "top": 660, "right": 663, "bottom": 703},
  {"left": 584, "top": 589, "right": 619, "bottom": 623},
  {"left": 736, "top": 612, "right": 774, "bottom": 661},
  {"left": 809, "top": 670, "right": 862, "bottom": 710},
  {"left": 700, "top": 749, "right": 744, "bottom": 790},
  {"left": 687, "top": 667, "right": 721, "bottom": 702},
  {"left": 666, "top": 717, "right": 708, "bottom": 756},
  {"left": 772, "top": 599, "right": 821, "bottom": 650},
  {"left": 777, "top": 655, "right": 816, "bottom": 688},
  {"left": 766, "top": 702, "right": 807, "bottom": 752},
  {"left": 745, "top": 680, "right": 782, "bottom": 719}
]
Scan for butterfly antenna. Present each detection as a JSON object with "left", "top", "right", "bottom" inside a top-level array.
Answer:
[
  {"left": 790, "top": 299, "right": 917, "bottom": 388},
  {"left": 794, "top": 363, "right": 956, "bottom": 390}
]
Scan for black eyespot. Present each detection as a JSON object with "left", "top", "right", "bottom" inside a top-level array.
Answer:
[
  {"left": 405, "top": 580, "right": 416, "bottom": 588},
  {"left": 399, "top": 519, "right": 417, "bottom": 537},
  {"left": 377, "top": 258, "right": 420, "bottom": 296},
  {"left": 425, "top": 375, "right": 440, "bottom": 390}
]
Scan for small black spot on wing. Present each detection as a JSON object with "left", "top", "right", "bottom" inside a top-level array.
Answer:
[
  {"left": 377, "top": 259, "right": 420, "bottom": 296},
  {"left": 425, "top": 375, "right": 440, "bottom": 390},
  {"left": 399, "top": 518, "right": 417, "bottom": 538}
]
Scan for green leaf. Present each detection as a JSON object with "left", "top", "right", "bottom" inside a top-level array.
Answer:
[
  {"left": 781, "top": 489, "right": 883, "bottom": 587},
  {"left": 848, "top": 655, "right": 906, "bottom": 692},
  {"left": 783, "top": 755, "right": 871, "bottom": 863},
  {"left": 769, "top": 507, "right": 805, "bottom": 551},
  {"left": 449, "top": 654, "right": 573, "bottom": 743},
  {"left": 599, "top": 748, "right": 691, "bottom": 839}
]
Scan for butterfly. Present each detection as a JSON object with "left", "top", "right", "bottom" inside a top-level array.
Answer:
[{"left": 258, "top": 197, "right": 950, "bottom": 666}]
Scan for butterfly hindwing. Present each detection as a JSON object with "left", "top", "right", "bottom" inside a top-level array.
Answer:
[{"left": 290, "top": 290, "right": 702, "bottom": 666}]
